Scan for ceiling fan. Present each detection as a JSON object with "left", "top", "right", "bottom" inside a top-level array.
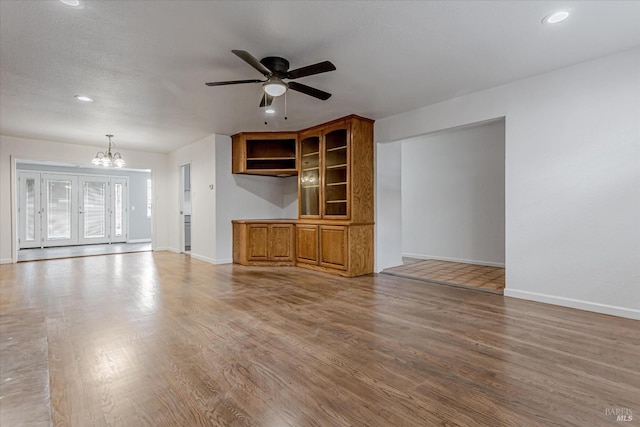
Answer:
[{"left": 205, "top": 50, "right": 336, "bottom": 107}]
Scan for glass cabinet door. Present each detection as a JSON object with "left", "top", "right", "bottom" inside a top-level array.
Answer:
[
  {"left": 323, "top": 127, "right": 349, "bottom": 217},
  {"left": 299, "top": 135, "right": 321, "bottom": 217}
]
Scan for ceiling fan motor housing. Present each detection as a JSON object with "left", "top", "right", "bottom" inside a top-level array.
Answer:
[{"left": 260, "top": 57, "right": 290, "bottom": 77}]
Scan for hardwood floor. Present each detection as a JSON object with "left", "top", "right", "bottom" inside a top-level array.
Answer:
[{"left": 1, "top": 252, "right": 638, "bottom": 426}]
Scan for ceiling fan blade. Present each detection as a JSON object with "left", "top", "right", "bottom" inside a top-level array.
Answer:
[
  {"left": 287, "top": 81, "right": 332, "bottom": 100},
  {"left": 205, "top": 79, "right": 264, "bottom": 87},
  {"left": 232, "top": 50, "right": 272, "bottom": 76},
  {"left": 259, "top": 94, "right": 274, "bottom": 108},
  {"left": 287, "top": 61, "right": 336, "bottom": 79}
]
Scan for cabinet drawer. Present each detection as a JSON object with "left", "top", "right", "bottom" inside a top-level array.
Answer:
[{"left": 319, "top": 225, "right": 347, "bottom": 270}]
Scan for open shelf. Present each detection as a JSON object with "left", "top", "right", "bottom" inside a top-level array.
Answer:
[
  {"left": 232, "top": 132, "right": 298, "bottom": 177},
  {"left": 247, "top": 159, "right": 296, "bottom": 170},
  {"left": 246, "top": 139, "right": 296, "bottom": 158}
]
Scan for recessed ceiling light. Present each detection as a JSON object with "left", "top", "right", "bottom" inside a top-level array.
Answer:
[
  {"left": 75, "top": 95, "right": 94, "bottom": 102},
  {"left": 59, "top": 0, "right": 81, "bottom": 6},
  {"left": 543, "top": 11, "right": 570, "bottom": 24},
  {"left": 265, "top": 108, "right": 275, "bottom": 114}
]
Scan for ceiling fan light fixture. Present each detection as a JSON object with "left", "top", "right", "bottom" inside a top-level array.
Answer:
[{"left": 263, "top": 78, "right": 287, "bottom": 97}]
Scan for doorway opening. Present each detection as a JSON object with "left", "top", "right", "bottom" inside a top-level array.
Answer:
[
  {"left": 382, "top": 118, "right": 506, "bottom": 294},
  {"left": 181, "top": 163, "right": 191, "bottom": 253},
  {"left": 15, "top": 161, "right": 152, "bottom": 261}
]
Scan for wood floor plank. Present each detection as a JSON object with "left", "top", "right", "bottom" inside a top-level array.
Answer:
[{"left": 0, "top": 252, "right": 638, "bottom": 426}]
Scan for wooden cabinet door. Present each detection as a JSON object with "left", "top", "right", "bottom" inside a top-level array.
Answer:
[
  {"left": 296, "top": 225, "right": 319, "bottom": 265},
  {"left": 247, "top": 224, "right": 269, "bottom": 261},
  {"left": 269, "top": 224, "right": 294, "bottom": 261},
  {"left": 322, "top": 121, "right": 351, "bottom": 219},
  {"left": 319, "top": 225, "right": 348, "bottom": 270},
  {"left": 298, "top": 129, "right": 322, "bottom": 219}
]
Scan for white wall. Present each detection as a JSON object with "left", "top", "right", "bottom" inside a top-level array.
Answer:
[
  {"left": 213, "top": 134, "right": 296, "bottom": 263},
  {"left": 401, "top": 120, "right": 505, "bottom": 266},
  {"left": 374, "top": 141, "right": 403, "bottom": 271},
  {"left": 282, "top": 176, "right": 299, "bottom": 218},
  {"left": 166, "top": 134, "right": 216, "bottom": 263},
  {"left": 375, "top": 48, "right": 640, "bottom": 319},
  {"left": 0, "top": 135, "right": 169, "bottom": 263}
]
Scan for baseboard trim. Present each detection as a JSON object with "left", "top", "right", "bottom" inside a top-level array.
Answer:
[
  {"left": 189, "top": 254, "right": 232, "bottom": 265},
  {"left": 0, "top": 258, "right": 14, "bottom": 264},
  {"left": 154, "top": 247, "right": 181, "bottom": 254},
  {"left": 190, "top": 253, "right": 215, "bottom": 264},
  {"left": 504, "top": 289, "right": 640, "bottom": 320},
  {"left": 402, "top": 253, "right": 505, "bottom": 268},
  {"left": 127, "top": 239, "right": 151, "bottom": 243}
]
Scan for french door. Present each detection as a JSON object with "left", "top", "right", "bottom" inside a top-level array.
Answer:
[
  {"left": 42, "top": 174, "right": 79, "bottom": 247},
  {"left": 79, "top": 176, "right": 109, "bottom": 245},
  {"left": 18, "top": 172, "right": 128, "bottom": 249}
]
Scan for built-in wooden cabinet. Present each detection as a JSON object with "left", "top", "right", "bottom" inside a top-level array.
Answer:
[
  {"left": 233, "top": 220, "right": 295, "bottom": 265},
  {"left": 296, "top": 115, "right": 374, "bottom": 276},
  {"left": 296, "top": 116, "right": 374, "bottom": 223},
  {"left": 232, "top": 132, "right": 298, "bottom": 177},
  {"left": 232, "top": 115, "right": 374, "bottom": 277}
]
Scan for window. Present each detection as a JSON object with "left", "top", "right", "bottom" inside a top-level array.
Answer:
[{"left": 146, "top": 179, "right": 152, "bottom": 218}]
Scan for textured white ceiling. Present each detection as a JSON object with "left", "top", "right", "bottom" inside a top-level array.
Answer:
[{"left": 1, "top": 1, "right": 638, "bottom": 153}]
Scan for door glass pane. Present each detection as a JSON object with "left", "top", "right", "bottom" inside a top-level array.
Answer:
[
  {"left": 114, "top": 183, "right": 123, "bottom": 237},
  {"left": 47, "top": 180, "right": 72, "bottom": 240},
  {"left": 324, "top": 129, "right": 348, "bottom": 216},
  {"left": 25, "top": 178, "right": 36, "bottom": 241},
  {"left": 84, "top": 182, "right": 106, "bottom": 238},
  {"left": 300, "top": 136, "right": 320, "bottom": 216}
]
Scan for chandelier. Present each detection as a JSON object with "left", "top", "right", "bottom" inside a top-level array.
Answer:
[{"left": 91, "top": 134, "right": 125, "bottom": 167}]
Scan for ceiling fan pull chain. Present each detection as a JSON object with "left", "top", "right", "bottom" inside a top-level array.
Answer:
[
  {"left": 264, "top": 92, "right": 268, "bottom": 125},
  {"left": 284, "top": 91, "right": 288, "bottom": 120}
]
